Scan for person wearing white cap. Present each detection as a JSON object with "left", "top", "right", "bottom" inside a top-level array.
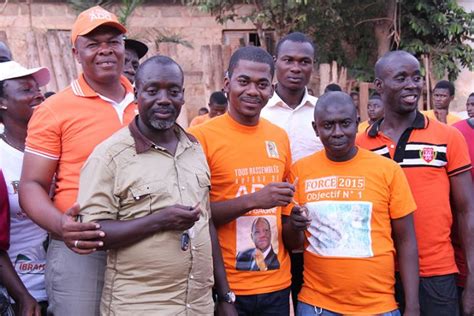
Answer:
[
  {"left": 18, "top": 5, "right": 136, "bottom": 316},
  {"left": 0, "top": 61, "right": 49, "bottom": 316}
]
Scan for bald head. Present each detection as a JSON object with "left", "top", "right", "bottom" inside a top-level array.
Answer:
[
  {"left": 374, "top": 50, "right": 419, "bottom": 79},
  {"left": 315, "top": 91, "right": 357, "bottom": 121},
  {"left": 373, "top": 50, "right": 423, "bottom": 115},
  {"left": 0, "top": 41, "right": 12, "bottom": 63},
  {"left": 313, "top": 92, "right": 358, "bottom": 162}
]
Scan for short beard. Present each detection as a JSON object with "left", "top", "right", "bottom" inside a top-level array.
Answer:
[{"left": 150, "top": 118, "right": 175, "bottom": 130}]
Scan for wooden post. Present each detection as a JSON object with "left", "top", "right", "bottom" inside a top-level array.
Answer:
[
  {"left": 56, "top": 31, "right": 78, "bottom": 82},
  {"left": 319, "top": 63, "right": 330, "bottom": 96},
  {"left": 422, "top": 54, "right": 430, "bottom": 111},
  {"left": 331, "top": 61, "right": 338, "bottom": 84},
  {"left": 34, "top": 31, "right": 58, "bottom": 92},
  {"left": 359, "top": 82, "right": 370, "bottom": 122},
  {"left": 46, "top": 31, "right": 68, "bottom": 90}
]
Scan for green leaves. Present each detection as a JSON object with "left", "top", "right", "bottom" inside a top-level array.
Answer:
[{"left": 185, "top": 0, "right": 473, "bottom": 81}]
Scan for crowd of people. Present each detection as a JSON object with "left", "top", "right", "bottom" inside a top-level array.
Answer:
[{"left": 0, "top": 4, "right": 473, "bottom": 316}]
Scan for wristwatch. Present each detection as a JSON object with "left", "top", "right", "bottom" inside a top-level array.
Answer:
[{"left": 218, "top": 291, "right": 236, "bottom": 304}]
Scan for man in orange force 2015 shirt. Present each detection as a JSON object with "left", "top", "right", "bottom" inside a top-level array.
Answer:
[
  {"left": 288, "top": 92, "right": 419, "bottom": 315},
  {"left": 189, "top": 46, "right": 296, "bottom": 315},
  {"left": 357, "top": 51, "right": 474, "bottom": 316},
  {"left": 19, "top": 6, "right": 136, "bottom": 316}
]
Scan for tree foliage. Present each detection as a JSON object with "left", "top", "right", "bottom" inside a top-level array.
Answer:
[
  {"left": 67, "top": 0, "right": 143, "bottom": 26},
  {"left": 187, "top": 0, "right": 474, "bottom": 81},
  {"left": 185, "top": 0, "right": 312, "bottom": 50},
  {"left": 400, "top": 0, "right": 473, "bottom": 81}
]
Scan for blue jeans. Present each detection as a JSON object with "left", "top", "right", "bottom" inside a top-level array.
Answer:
[
  {"left": 296, "top": 301, "right": 401, "bottom": 316},
  {"left": 235, "top": 287, "right": 290, "bottom": 316}
]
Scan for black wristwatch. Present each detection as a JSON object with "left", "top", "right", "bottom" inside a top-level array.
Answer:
[{"left": 218, "top": 291, "right": 236, "bottom": 304}]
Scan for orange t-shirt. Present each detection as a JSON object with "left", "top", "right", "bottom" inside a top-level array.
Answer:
[
  {"left": 25, "top": 74, "right": 136, "bottom": 213},
  {"left": 423, "top": 110, "right": 461, "bottom": 125},
  {"left": 286, "top": 148, "right": 416, "bottom": 314},
  {"left": 357, "top": 120, "right": 370, "bottom": 133},
  {"left": 189, "top": 113, "right": 210, "bottom": 127},
  {"left": 357, "top": 112, "right": 472, "bottom": 276},
  {"left": 189, "top": 113, "right": 292, "bottom": 295}
]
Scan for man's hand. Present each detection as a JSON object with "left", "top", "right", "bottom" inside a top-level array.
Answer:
[
  {"left": 215, "top": 301, "right": 238, "bottom": 316},
  {"left": 156, "top": 203, "right": 201, "bottom": 231},
  {"left": 251, "top": 182, "right": 295, "bottom": 210},
  {"left": 18, "top": 293, "right": 41, "bottom": 316},
  {"left": 61, "top": 203, "right": 105, "bottom": 255},
  {"left": 463, "top": 277, "right": 474, "bottom": 315},
  {"left": 290, "top": 205, "right": 311, "bottom": 231}
]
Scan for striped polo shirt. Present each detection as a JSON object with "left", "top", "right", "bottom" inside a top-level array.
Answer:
[{"left": 357, "top": 111, "right": 472, "bottom": 277}]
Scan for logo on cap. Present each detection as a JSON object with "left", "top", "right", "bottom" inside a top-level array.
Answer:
[{"left": 88, "top": 8, "right": 113, "bottom": 22}]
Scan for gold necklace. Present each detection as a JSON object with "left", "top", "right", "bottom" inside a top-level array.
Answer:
[{"left": 0, "top": 133, "right": 24, "bottom": 152}]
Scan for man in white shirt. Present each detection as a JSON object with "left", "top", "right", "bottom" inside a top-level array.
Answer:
[
  {"left": 260, "top": 32, "right": 321, "bottom": 312},
  {"left": 261, "top": 32, "right": 321, "bottom": 163}
]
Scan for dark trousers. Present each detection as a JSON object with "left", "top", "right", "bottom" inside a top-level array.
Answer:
[
  {"left": 235, "top": 287, "right": 290, "bottom": 316},
  {"left": 290, "top": 251, "right": 304, "bottom": 313},
  {"left": 395, "top": 273, "right": 459, "bottom": 316}
]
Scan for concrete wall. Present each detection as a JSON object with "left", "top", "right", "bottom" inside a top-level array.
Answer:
[{"left": 0, "top": 2, "right": 253, "bottom": 126}]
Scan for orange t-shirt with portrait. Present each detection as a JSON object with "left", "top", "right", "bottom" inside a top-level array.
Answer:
[
  {"left": 286, "top": 148, "right": 416, "bottom": 314},
  {"left": 189, "top": 113, "right": 292, "bottom": 295}
]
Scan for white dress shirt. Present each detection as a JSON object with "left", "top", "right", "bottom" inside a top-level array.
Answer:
[{"left": 261, "top": 88, "right": 323, "bottom": 162}]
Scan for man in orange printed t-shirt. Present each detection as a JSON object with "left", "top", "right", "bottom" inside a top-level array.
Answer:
[
  {"left": 288, "top": 92, "right": 419, "bottom": 315},
  {"left": 190, "top": 46, "right": 296, "bottom": 315},
  {"left": 357, "top": 51, "right": 474, "bottom": 316}
]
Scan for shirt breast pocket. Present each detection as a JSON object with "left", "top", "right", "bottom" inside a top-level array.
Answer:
[
  {"left": 195, "top": 173, "right": 211, "bottom": 202},
  {"left": 122, "top": 181, "right": 171, "bottom": 219}
]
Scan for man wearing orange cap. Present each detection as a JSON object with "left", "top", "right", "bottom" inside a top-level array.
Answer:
[{"left": 19, "top": 6, "right": 136, "bottom": 316}]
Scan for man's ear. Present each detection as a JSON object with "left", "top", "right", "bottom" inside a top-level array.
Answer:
[
  {"left": 374, "top": 78, "right": 383, "bottom": 95},
  {"left": 72, "top": 46, "right": 82, "bottom": 65},
  {"left": 269, "top": 83, "right": 275, "bottom": 99},
  {"left": 0, "top": 98, "right": 6, "bottom": 111},
  {"left": 312, "top": 121, "right": 319, "bottom": 137},
  {"left": 223, "top": 77, "right": 230, "bottom": 94}
]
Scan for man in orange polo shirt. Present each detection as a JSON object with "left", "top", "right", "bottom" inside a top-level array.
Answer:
[
  {"left": 357, "top": 50, "right": 474, "bottom": 316},
  {"left": 19, "top": 6, "right": 136, "bottom": 316}
]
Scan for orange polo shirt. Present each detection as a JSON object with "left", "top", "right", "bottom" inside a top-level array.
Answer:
[
  {"left": 357, "top": 111, "right": 472, "bottom": 277},
  {"left": 25, "top": 74, "right": 136, "bottom": 213}
]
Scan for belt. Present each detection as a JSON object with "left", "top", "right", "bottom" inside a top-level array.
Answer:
[{"left": 49, "top": 234, "right": 63, "bottom": 242}]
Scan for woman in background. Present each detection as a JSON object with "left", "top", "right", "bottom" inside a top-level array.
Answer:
[{"left": 0, "top": 61, "right": 50, "bottom": 315}]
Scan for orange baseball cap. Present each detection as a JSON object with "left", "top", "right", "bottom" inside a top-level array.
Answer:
[{"left": 71, "top": 6, "right": 127, "bottom": 45}]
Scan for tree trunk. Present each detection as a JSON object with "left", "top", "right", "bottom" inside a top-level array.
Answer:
[{"left": 374, "top": 0, "right": 397, "bottom": 58}]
